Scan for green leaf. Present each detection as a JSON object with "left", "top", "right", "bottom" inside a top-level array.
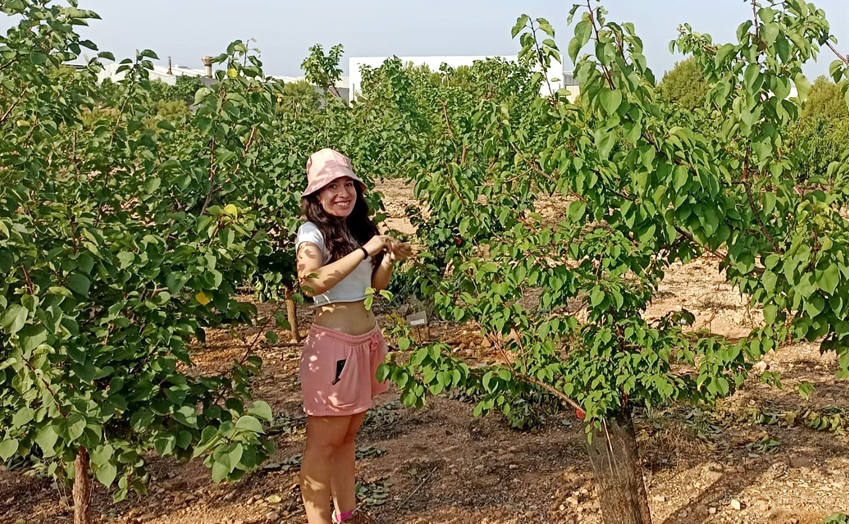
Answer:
[
  {"left": 589, "top": 287, "right": 605, "bottom": 307},
  {"left": 763, "top": 304, "right": 778, "bottom": 324},
  {"left": 228, "top": 443, "right": 243, "bottom": 471},
  {"left": 0, "top": 304, "right": 27, "bottom": 335},
  {"left": 194, "top": 87, "right": 212, "bottom": 104},
  {"left": 265, "top": 330, "right": 278, "bottom": 344},
  {"left": 12, "top": 407, "right": 33, "bottom": 427},
  {"left": 715, "top": 44, "right": 736, "bottom": 65},
  {"left": 90, "top": 444, "right": 114, "bottom": 467},
  {"left": 599, "top": 89, "right": 622, "bottom": 114},
  {"left": 19, "top": 324, "right": 47, "bottom": 353},
  {"left": 672, "top": 165, "right": 688, "bottom": 192},
  {"left": 762, "top": 271, "right": 778, "bottom": 294},
  {"left": 775, "top": 35, "right": 790, "bottom": 61},
  {"left": 736, "top": 20, "right": 753, "bottom": 42},
  {"left": 511, "top": 14, "right": 529, "bottom": 39},
  {"left": 95, "top": 460, "right": 118, "bottom": 487},
  {"left": 596, "top": 131, "right": 616, "bottom": 160},
  {"left": 817, "top": 264, "right": 840, "bottom": 295},
  {"left": 804, "top": 296, "right": 825, "bottom": 318},
  {"left": 248, "top": 400, "right": 273, "bottom": 422},
  {"left": 567, "top": 200, "right": 587, "bottom": 222},
  {"left": 480, "top": 262, "right": 498, "bottom": 274},
  {"left": 762, "top": 23, "right": 779, "bottom": 45},
  {"left": 35, "top": 425, "right": 59, "bottom": 457},
  {"left": 794, "top": 73, "right": 812, "bottom": 102},
  {"left": 482, "top": 371, "right": 494, "bottom": 392},
  {"left": 376, "top": 364, "right": 391, "bottom": 383},
  {"left": 75, "top": 253, "right": 95, "bottom": 274},
  {"left": 67, "top": 413, "right": 86, "bottom": 441},
  {"left": 569, "top": 19, "right": 593, "bottom": 64},
  {"left": 166, "top": 272, "right": 185, "bottom": 293},
  {"left": 0, "top": 439, "right": 18, "bottom": 461},
  {"left": 537, "top": 17, "right": 555, "bottom": 38},
  {"left": 744, "top": 64, "right": 760, "bottom": 89},
  {"left": 568, "top": 38, "right": 582, "bottom": 65},
  {"left": 211, "top": 458, "right": 229, "bottom": 482},
  {"left": 235, "top": 415, "right": 264, "bottom": 434},
  {"left": 117, "top": 251, "right": 134, "bottom": 269},
  {"left": 143, "top": 176, "right": 161, "bottom": 194},
  {"left": 829, "top": 59, "right": 844, "bottom": 83},
  {"left": 173, "top": 406, "right": 198, "bottom": 428},
  {"left": 67, "top": 273, "right": 91, "bottom": 297},
  {"left": 574, "top": 19, "right": 592, "bottom": 45}
]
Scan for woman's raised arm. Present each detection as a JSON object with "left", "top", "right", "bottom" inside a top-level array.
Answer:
[{"left": 297, "top": 235, "right": 392, "bottom": 296}]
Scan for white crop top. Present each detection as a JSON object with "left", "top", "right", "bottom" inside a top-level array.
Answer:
[{"left": 295, "top": 222, "right": 373, "bottom": 306}]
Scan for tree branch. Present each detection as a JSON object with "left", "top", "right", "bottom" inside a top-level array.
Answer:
[
  {"left": 212, "top": 302, "right": 286, "bottom": 405},
  {"left": 199, "top": 137, "right": 217, "bottom": 215},
  {"left": 742, "top": 147, "right": 781, "bottom": 252},
  {"left": 752, "top": 0, "right": 760, "bottom": 46},
  {"left": 19, "top": 265, "right": 34, "bottom": 295},
  {"left": 488, "top": 332, "right": 583, "bottom": 413},
  {"left": 440, "top": 100, "right": 455, "bottom": 139},
  {"left": 586, "top": 0, "right": 615, "bottom": 89},
  {"left": 826, "top": 41, "right": 849, "bottom": 66},
  {"left": 0, "top": 84, "right": 28, "bottom": 126},
  {"left": 528, "top": 19, "right": 555, "bottom": 99}
]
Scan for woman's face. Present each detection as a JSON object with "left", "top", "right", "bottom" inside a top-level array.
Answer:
[{"left": 317, "top": 177, "right": 357, "bottom": 218}]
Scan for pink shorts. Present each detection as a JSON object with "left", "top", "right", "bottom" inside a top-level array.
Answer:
[{"left": 299, "top": 324, "right": 390, "bottom": 417}]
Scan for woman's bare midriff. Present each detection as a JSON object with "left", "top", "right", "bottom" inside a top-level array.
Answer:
[{"left": 312, "top": 300, "right": 376, "bottom": 335}]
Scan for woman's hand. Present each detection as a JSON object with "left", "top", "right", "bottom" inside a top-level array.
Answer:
[
  {"left": 384, "top": 238, "right": 413, "bottom": 262},
  {"left": 363, "top": 234, "right": 393, "bottom": 256}
]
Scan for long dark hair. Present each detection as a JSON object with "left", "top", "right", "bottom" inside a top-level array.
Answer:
[{"left": 301, "top": 182, "right": 383, "bottom": 267}]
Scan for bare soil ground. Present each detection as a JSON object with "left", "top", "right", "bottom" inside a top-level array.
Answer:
[{"left": 1, "top": 180, "right": 847, "bottom": 523}]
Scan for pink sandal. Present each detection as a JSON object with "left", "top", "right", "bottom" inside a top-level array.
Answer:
[
  {"left": 333, "top": 509, "right": 356, "bottom": 523},
  {"left": 333, "top": 508, "right": 373, "bottom": 523}
]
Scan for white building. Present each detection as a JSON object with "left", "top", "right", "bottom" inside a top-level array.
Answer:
[
  {"left": 97, "top": 61, "right": 206, "bottom": 85},
  {"left": 97, "top": 60, "right": 353, "bottom": 100},
  {"left": 348, "top": 55, "right": 569, "bottom": 102}
]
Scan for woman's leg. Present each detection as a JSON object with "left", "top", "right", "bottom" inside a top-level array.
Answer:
[
  {"left": 330, "top": 411, "right": 367, "bottom": 517},
  {"left": 301, "top": 415, "right": 353, "bottom": 524}
]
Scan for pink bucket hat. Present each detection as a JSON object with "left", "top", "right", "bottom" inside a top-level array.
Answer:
[{"left": 302, "top": 148, "right": 366, "bottom": 197}]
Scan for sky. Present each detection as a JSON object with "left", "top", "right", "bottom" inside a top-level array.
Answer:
[{"left": 2, "top": 1, "right": 848, "bottom": 79}]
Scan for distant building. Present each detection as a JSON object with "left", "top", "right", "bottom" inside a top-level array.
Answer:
[
  {"left": 97, "top": 61, "right": 207, "bottom": 86},
  {"left": 562, "top": 71, "right": 580, "bottom": 102},
  {"left": 96, "top": 58, "right": 351, "bottom": 101},
  {"left": 348, "top": 55, "right": 575, "bottom": 102},
  {"left": 96, "top": 54, "right": 577, "bottom": 104}
]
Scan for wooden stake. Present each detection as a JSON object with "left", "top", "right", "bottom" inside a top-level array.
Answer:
[{"left": 285, "top": 285, "right": 300, "bottom": 342}]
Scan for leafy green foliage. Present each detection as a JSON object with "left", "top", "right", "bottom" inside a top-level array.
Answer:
[
  {"left": 0, "top": 0, "right": 433, "bottom": 505},
  {"left": 301, "top": 43, "right": 344, "bottom": 97},
  {"left": 4, "top": 0, "right": 849, "bottom": 514},
  {"left": 801, "top": 75, "right": 849, "bottom": 119},
  {"left": 0, "top": 1, "right": 293, "bottom": 502},
  {"left": 658, "top": 57, "right": 709, "bottom": 111},
  {"left": 787, "top": 76, "right": 849, "bottom": 181},
  {"left": 374, "top": 0, "right": 849, "bottom": 446}
]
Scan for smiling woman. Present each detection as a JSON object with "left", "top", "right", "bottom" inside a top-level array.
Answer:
[{"left": 294, "top": 148, "right": 412, "bottom": 524}]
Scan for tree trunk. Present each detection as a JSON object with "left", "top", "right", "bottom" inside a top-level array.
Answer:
[
  {"left": 284, "top": 285, "right": 300, "bottom": 342},
  {"left": 584, "top": 408, "right": 652, "bottom": 524},
  {"left": 74, "top": 446, "right": 92, "bottom": 524}
]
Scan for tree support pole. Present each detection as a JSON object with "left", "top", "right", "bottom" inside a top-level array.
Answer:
[{"left": 285, "top": 285, "right": 300, "bottom": 342}]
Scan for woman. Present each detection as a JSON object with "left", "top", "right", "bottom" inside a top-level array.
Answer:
[{"left": 295, "top": 148, "right": 411, "bottom": 524}]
